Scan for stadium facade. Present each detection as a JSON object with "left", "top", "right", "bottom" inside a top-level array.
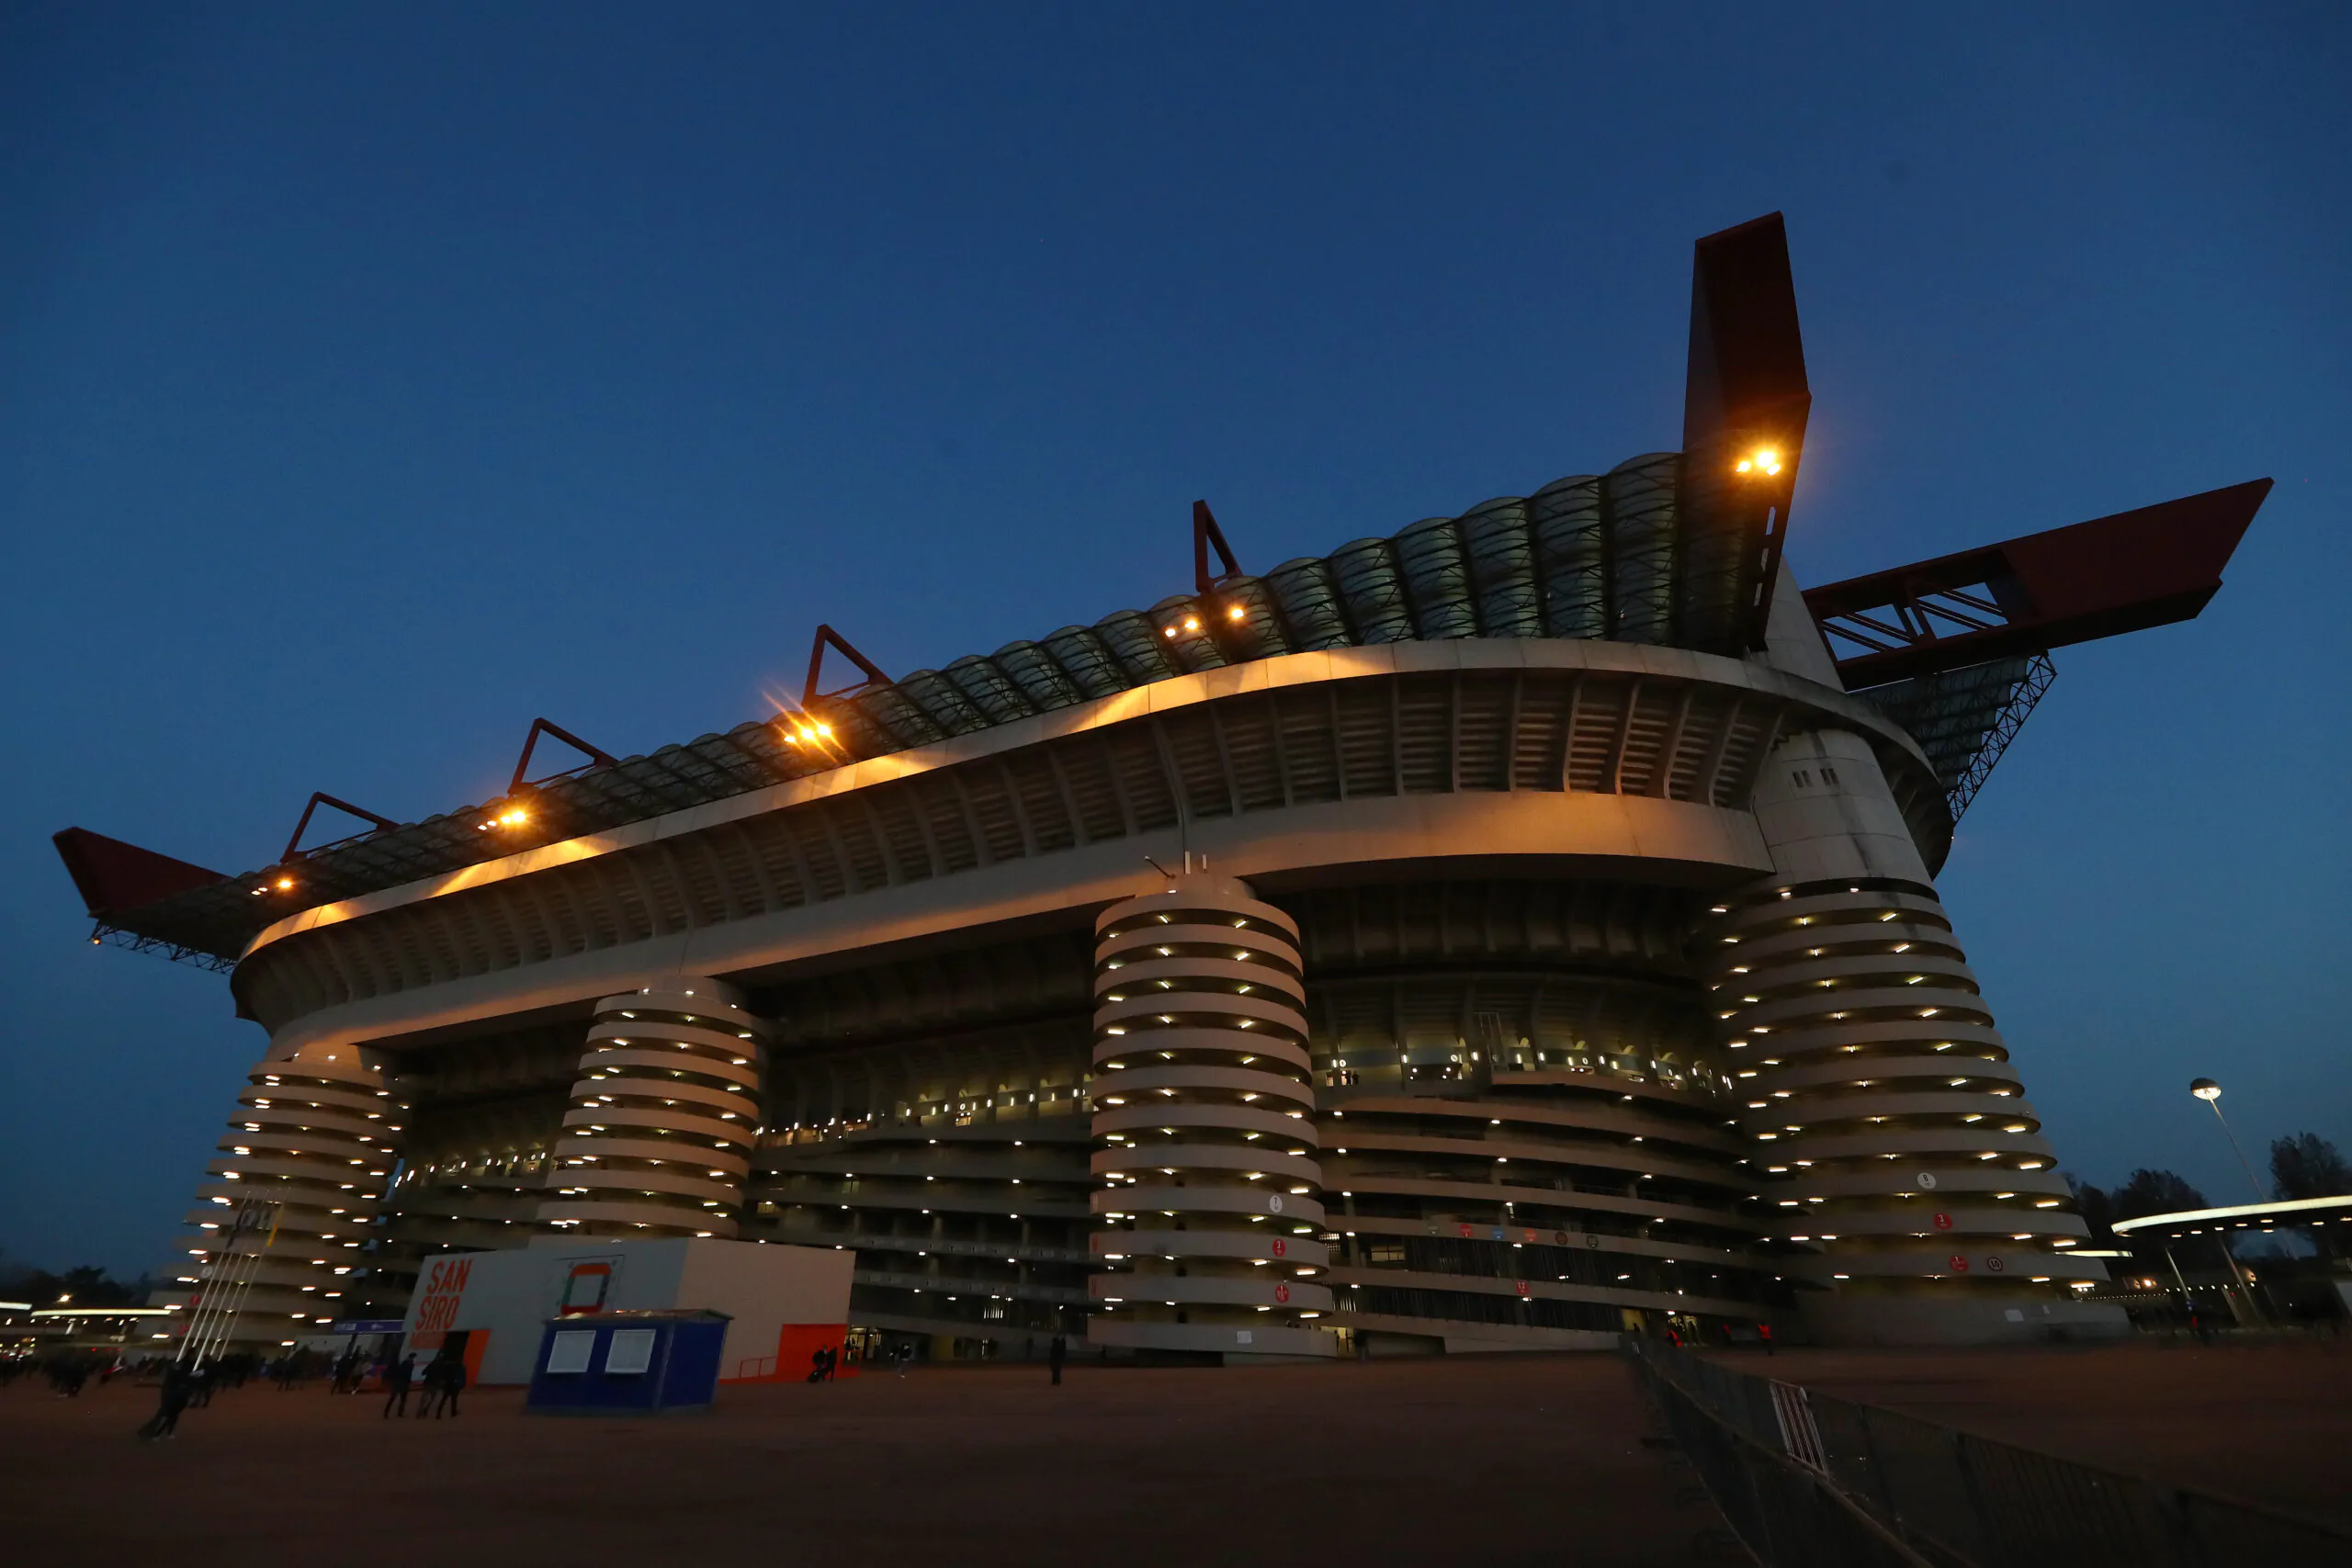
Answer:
[{"left": 57, "top": 214, "right": 2268, "bottom": 1359}]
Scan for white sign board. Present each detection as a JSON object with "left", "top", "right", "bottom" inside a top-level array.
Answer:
[
  {"left": 544, "top": 1331, "right": 595, "bottom": 1374},
  {"left": 605, "top": 1328, "right": 657, "bottom": 1376}
]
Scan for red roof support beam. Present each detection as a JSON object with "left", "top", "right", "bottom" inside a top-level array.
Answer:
[
  {"left": 1193, "top": 501, "right": 1240, "bottom": 595},
  {"left": 802, "top": 624, "right": 892, "bottom": 708},
  {"left": 281, "top": 792, "right": 400, "bottom": 863},
  {"left": 1681, "top": 211, "right": 1813, "bottom": 652},
  {"left": 51, "top": 828, "right": 228, "bottom": 919},
  {"left": 507, "top": 717, "right": 619, "bottom": 795},
  {"left": 1805, "top": 478, "right": 2272, "bottom": 689}
]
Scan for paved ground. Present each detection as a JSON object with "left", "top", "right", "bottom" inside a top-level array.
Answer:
[
  {"left": 1709, "top": 1338, "right": 2352, "bottom": 1529},
  {"left": 0, "top": 1357, "right": 1737, "bottom": 1567}
]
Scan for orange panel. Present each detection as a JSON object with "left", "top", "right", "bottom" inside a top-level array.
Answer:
[{"left": 729, "top": 1322, "right": 852, "bottom": 1383}]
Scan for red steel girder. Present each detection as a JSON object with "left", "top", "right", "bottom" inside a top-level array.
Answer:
[
  {"left": 280, "top": 792, "right": 400, "bottom": 863},
  {"left": 802, "top": 624, "right": 891, "bottom": 707},
  {"left": 1806, "top": 479, "right": 2271, "bottom": 689},
  {"left": 507, "top": 716, "right": 619, "bottom": 795},
  {"left": 52, "top": 827, "right": 229, "bottom": 919},
  {"left": 1682, "top": 211, "right": 1813, "bottom": 652},
  {"left": 1193, "top": 500, "right": 1240, "bottom": 595}
]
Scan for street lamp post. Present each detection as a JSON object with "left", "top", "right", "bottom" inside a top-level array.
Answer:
[
  {"left": 2189, "top": 1078, "right": 2267, "bottom": 1201},
  {"left": 2189, "top": 1078, "right": 2272, "bottom": 1328}
]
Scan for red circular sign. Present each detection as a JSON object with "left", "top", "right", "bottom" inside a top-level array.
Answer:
[
  {"left": 1271, "top": 1237, "right": 1286, "bottom": 1257},
  {"left": 1514, "top": 1280, "right": 1530, "bottom": 1298},
  {"left": 1933, "top": 1213, "right": 1953, "bottom": 1231},
  {"left": 1458, "top": 1223, "right": 1475, "bottom": 1238},
  {"left": 1273, "top": 1283, "right": 1290, "bottom": 1303},
  {"left": 1950, "top": 1255, "right": 1970, "bottom": 1273}
]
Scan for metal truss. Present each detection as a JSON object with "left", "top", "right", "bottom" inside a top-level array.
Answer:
[
  {"left": 1948, "top": 651, "right": 2056, "bottom": 820},
  {"left": 1815, "top": 579, "right": 2013, "bottom": 664},
  {"left": 91, "top": 922, "right": 237, "bottom": 974},
  {"left": 1855, "top": 652, "right": 2057, "bottom": 825},
  {"left": 1804, "top": 479, "right": 2268, "bottom": 689}
]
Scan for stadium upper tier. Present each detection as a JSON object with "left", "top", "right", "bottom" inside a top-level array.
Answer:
[
  {"left": 60, "top": 448, "right": 1819, "bottom": 968},
  {"left": 53, "top": 208, "right": 2265, "bottom": 982}
]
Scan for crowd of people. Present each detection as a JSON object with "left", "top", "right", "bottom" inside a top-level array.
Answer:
[
  {"left": 378, "top": 1348, "right": 468, "bottom": 1417},
  {"left": 6, "top": 1328, "right": 1035, "bottom": 1438},
  {"left": 2, "top": 1340, "right": 472, "bottom": 1439}
]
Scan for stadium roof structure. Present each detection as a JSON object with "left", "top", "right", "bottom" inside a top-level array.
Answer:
[
  {"left": 1815, "top": 478, "right": 2270, "bottom": 818},
  {"left": 2109, "top": 1193, "right": 2352, "bottom": 1240},
  {"left": 52, "top": 212, "right": 2267, "bottom": 973}
]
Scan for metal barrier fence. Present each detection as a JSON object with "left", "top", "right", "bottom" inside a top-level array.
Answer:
[
  {"left": 1634, "top": 1351, "right": 1938, "bottom": 1566},
  {"left": 1627, "top": 1339, "right": 2352, "bottom": 1568}
]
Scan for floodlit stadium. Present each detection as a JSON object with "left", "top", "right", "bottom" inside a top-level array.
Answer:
[{"left": 57, "top": 213, "right": 2269, "bottom": 1358}]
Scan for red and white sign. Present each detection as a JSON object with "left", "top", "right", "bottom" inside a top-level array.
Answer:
[
  {"left": 1270, "top": 1238, "right": 1287, "bottom": 1258},
  {"left": 1273, "top": 1283, "right": 1290, "bottom": 1303},
  {"left": 1514, "top": 1280, "right": 1530, "bottom": 1298},
  {"left": 1949, "top": 1255, "right": 1969, "bottom": 1273},
  {"left": 410, "top": 1256, "right": 473, "bottom": 1348},
  {"left": 1932, "top": 1213, "right": 1953, "bottom": 1231}
]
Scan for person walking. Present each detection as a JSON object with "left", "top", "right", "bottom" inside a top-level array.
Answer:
[
  {"left": 382, "top": 1353, "right": 415, "bottom": 1418},
  {"left": 418, "top": 1350, "right": 464, "bottom": 1418},
  {"left": 1048, "top": 1333, "right": 1066, "bottom": 1387},
  {"left": 137, "top": 1362, "right": 192, "bottom": 1441}
]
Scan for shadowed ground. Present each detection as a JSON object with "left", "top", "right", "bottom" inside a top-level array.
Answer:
[
  {"left": 1707, "top": 1339, "right": 2352, "bottom": 1529},
  {"left": 1, "top": 1355, "right": 1737, "bottom": 1566}
]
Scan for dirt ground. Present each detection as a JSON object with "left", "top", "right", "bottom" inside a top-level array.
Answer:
[
  {"left": 1707, "top": 1337, "right": 2352, "bottom": 1529},
  {"left": 0, "top": 1355, "right": 1738, "bottom": 1568}
]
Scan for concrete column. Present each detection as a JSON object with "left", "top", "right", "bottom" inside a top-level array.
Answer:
[
  {"left": 1711, "top": 728, "right": 2122, "bottom": 1344},
  {"left": 538, "top": 979, "right": 770, "bottom": 1239},
  {"left": 174, "top": 1044, "right": 403, "bottom": 1350},
  {"left": 1086, "top": 873, "right": 1339, "bottom": 1359}
]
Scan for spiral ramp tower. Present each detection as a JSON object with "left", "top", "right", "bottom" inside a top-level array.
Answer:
[
  {"left": 538, "top": 980, "right": 771, "bottom": 1238},
  {"left": 1709, "top": 728, "right": 2117, "bottom": 1344},
  {"left": 1089, "top": 874, "right": 1340, "bottom": 1359},
  {"left": 174, "top": 1047, "right": 404, "bottom": 1349}
]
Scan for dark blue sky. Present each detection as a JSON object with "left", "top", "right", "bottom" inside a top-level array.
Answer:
[{"left": 4, "top": 5, "right": 2345, "bottom": 1274}]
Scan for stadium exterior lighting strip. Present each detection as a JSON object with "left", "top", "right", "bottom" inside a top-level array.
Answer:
[{"left": 2111, "top": 1194, "right": 2352, "bottom": 1235}]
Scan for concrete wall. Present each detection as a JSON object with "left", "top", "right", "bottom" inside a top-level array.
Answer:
[
  {"left": 1799, "top": 1293, "right": 2130, "bottom": 1348},
  {"left": 234, "top": 639, "right": 1939, "bottom": 1059}
]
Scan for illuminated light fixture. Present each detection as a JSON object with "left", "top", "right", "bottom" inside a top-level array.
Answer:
[
  {"left": 1226, "top": 604, "right": 1245, "bottom": 622},
  {"left": 777, "top": 718, "right": 835, "bottom": 747},
  {"left": 1734, "top": 447, "right": 1784, "bottom": 477}
]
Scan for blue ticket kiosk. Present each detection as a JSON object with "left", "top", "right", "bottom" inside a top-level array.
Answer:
[{"left": 525, "top": 1309, "right": 729, "bottom": 1416}]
